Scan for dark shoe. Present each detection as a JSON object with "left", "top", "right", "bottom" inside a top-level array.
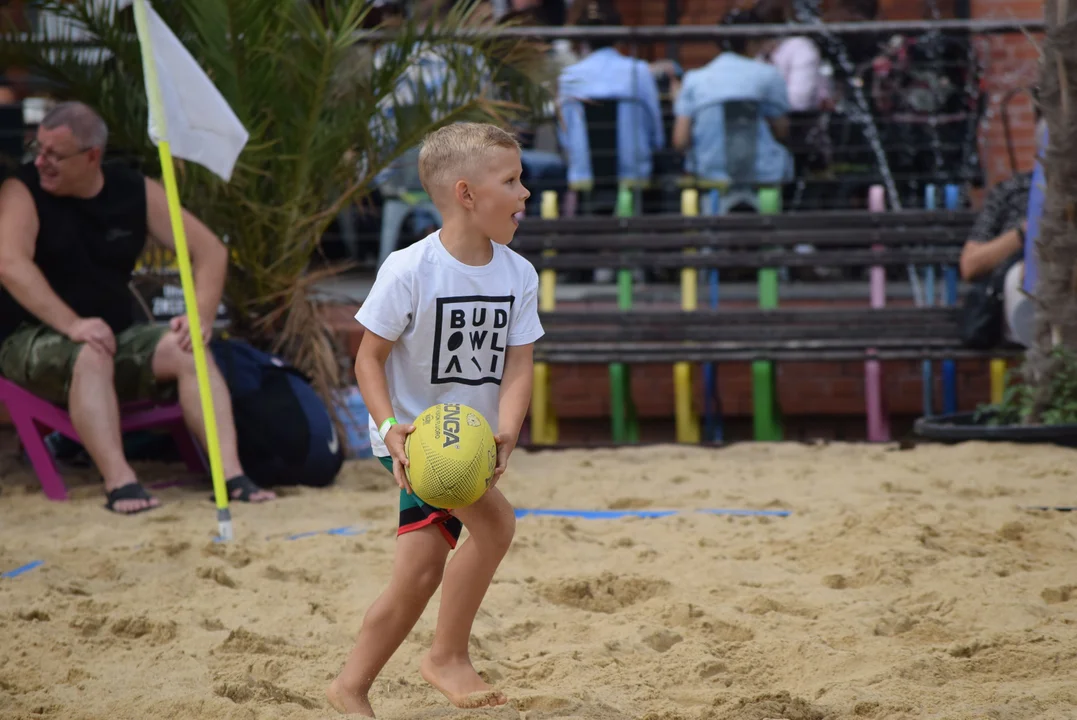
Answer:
[{"left": 104, "top": 482, "right": 160, "bottom": 515}]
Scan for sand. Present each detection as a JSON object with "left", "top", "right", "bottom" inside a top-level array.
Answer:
[{"left": 2, "top": 440, "right": 1077, "bottom": 720}]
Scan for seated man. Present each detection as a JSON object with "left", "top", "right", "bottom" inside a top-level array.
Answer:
[
  {"left": 0, "top": 102, "right": 276, "bottom": 514},
  {"left": 557, "top": 0, "right": 664, "bottom": 190},
  {"left": 672, "top": 7, "right": 794, "bottom": 186}
]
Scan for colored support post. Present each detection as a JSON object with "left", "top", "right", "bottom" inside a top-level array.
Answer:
[
  {"left": 675, "top": 189, "right": 702, "bottom": 444},
  {"left": 864, "top": 185, "right": 890, "bottom": 442},
  {"left": 530, "top": 190, "right": 559, "bottom": 445},
  {"left": 990, "top": 359, "right": 1007, "bottom": 405},
  {"left": 702, "top": 188, "right": 724, "bottom": 443},
  {"left": 921, "top": 184, "right": 937, "bottom": 417},
  {"left": 752, "top": 187, "right": 782, "bottom": 442},
  {"left": 942, "top": 265, "right": 959, "bottom": 414},
  {"left": 941, "top": 183, "right": 960, "bottom": 414},
  {"left": 609, "top": 186, "right": 640, "bottom": 444}
]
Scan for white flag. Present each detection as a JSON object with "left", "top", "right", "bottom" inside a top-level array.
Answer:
[{"left": 132, "top": 0, "right": 249, "bottom": 182}]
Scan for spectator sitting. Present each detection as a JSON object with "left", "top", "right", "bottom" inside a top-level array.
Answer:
[
  {"left": 958, "top": 116, "right": 1044, "bottom": 348},
  {"left": 0, "top": 102, "right": 276, "bottom": 513},
  {"left": 958, "top": 171, "right": 1030, "bottom": 284},
  {"left": 672, "top": 7, "right": 794, "bottom": 187},
  {"left": 753, "top": 0, "right": 826, "bottom": 112},
  {"left": 557, "top": 0, "right": 664, "bottom": 192}
]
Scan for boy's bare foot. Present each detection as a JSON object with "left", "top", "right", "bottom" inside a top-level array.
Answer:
[
  {"left": 420, "top": 653, "right": 508, "bottom": 709},
  {"left": 327, "top": 678, "right": 375, "bottom": 718}
]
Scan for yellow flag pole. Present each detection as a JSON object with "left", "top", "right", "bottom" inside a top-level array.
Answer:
[{"left": 133, "top": 0, "right": 233, "bottom": 541}]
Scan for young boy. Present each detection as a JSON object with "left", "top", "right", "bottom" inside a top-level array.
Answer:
[{"left": 327, "top": 122, "right": 542, "bottom": 717}]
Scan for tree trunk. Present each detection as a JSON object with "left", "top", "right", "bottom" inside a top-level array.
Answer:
[{"left": 1023, "top": 0, "right": 1077, "bottom": 423}]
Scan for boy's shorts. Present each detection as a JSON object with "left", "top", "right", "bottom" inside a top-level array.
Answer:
[
  {"left": 377, "top": 456, "right": 463, "bottom": 549},
  {"left": 0, "top": 323, "right": 175, "bottom": 407}
]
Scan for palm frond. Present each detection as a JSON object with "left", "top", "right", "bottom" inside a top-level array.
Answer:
[{"left": 4, "top": 0, "right": 553, "bottom": 400}]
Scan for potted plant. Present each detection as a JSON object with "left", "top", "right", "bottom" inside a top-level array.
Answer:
[
  {"left": 914, "top": 347, "right": 1077, "bottom": 447},
  {"left": 1, "top": 0, "right": 553, "bottom": 408}
]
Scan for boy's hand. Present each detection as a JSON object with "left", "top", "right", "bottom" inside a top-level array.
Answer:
[
  {"left": 491, "top": 433, "right": 517, "bottom": 487},
  {"left": 386, "top": 423, "right": 416, "bottom": 494}
]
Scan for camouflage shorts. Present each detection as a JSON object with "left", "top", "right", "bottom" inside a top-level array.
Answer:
[{"left": 0, "top": 323, "right": 175, "bottom": 407}]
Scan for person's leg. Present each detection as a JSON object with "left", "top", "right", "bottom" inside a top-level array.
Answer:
[
  {"left": 139, "top": 328, "right": 274, "bottom": 502},
  {"left": 69, "top": 343, "right": 160, "bottom": 511},
  {"left": 0, "top": 325, "right": 155, "bottom": 513},
  {"left": 421, "top": 486, "right": 516, "bottom": 709},
  {"left": 328, "top": 523, "right": 450, "bottom": 717}
]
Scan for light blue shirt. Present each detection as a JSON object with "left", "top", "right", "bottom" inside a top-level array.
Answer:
[
  {"left": 557, "top": 48, "right": 664, "bottom": 186},
  {"left": 1023, "top": 130, "right": 1046, "bottom": 295},
  {"left": 674, "top": 53, "right": 793, "bottom": 184}
]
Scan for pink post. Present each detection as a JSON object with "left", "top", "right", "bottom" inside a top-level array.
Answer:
[
  {"left": 563, "top": 190, "right": 578, "bottom": 218},
  {"left": 865, "top": 185, "right": 890, "bottom": 442}
]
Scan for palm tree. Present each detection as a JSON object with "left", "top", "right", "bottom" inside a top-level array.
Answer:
[
  {"left": 1, "top": 0, "right": 553, "bottom": 409},
  {"left": 1021, "top": 0, "right": 1077, "bottom": 423}
]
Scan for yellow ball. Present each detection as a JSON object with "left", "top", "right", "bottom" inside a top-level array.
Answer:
[{"left": 405, "top": 403, "right": 496, "bottom": 510}]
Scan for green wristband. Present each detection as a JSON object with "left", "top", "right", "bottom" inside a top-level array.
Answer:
[{"left": 378, "top": 417, "right": 398, "bottom": 440}]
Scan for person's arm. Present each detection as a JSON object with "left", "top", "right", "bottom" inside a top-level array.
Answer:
[
  {"left": 672, "top": 115, "right": 692, "bottom": 151},
  {"left": 492, "top": 342, "right": 533, "bottom": 482},
  {"left": 144, "top": 178, "right": 228, "bottom": 330},
  {"left": 0, "top": 178, "right": 79, "bottom": 336},
  {"left": 556, "top": 69, "right": 592, "bottom": 185},
  {"left": 493, "top": 269, "right": 544, "bottom": 482},
  {"left": 354, "top": 262, "right": 415, "bottom": 489},
  {"left": 671, "top": 74, "right": 693, "bottom": 151},
  {"left": 354, "top": 330, "right": 413, "bottom": 492},
  {"left": 783, "top": 39, "right": 822, "bottom": 111},
  {"left": 762, "top": 67, "right": 791, "bottom": 140},
  {"left": 960, "top": 224, "right": 1024, "bottom": 281}
]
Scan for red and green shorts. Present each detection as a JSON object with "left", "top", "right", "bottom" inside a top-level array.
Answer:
[{"left": 377, "top": 456, "right": 463, "bottom": 548}]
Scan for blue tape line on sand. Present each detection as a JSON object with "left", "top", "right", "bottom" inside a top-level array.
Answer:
[
  {"left": 213, "top": 525, "right": 367, "bottom": 543},
  {"left": 267, "top": 525, "right": 367, "bottom": 542},
  {"left": 514, "top": 508, "right": 790, "bottom": 520},
  {"left": 1, "top": 560, "right": 44, "bottom": 579}
]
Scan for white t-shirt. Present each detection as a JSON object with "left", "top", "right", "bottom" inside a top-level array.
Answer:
[{"left": 355, "top": 231, "right": 544, "bottom": 457}]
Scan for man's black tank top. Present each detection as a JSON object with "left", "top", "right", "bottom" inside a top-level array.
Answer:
[{"left": 0, "top": 162, "right": 148, "bottom": 343}]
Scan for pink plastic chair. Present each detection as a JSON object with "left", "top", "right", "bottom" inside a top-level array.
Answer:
[{"left": 0, "top": 376, "right": 205, "bottom": 501}]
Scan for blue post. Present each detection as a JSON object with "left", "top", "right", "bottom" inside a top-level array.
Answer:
[
  {"left": 921, "top": 184, "right": 936, "bottom": 417},
  {"left": 942, "top": 184, "right": 960, "bottom": 413},
  {"left": 944, "top": 184, "right": 960, "bottom": 211},
  {"left": 703, "top": 188, "right": 724, "bottom": 443}
]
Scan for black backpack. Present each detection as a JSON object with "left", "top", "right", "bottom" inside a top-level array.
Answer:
[
  {"left": 959, "top": 252, "right": 1022, "bottom": 350},
  {"left": 211, "top": 339, "right": 343, "bottom": 488}
]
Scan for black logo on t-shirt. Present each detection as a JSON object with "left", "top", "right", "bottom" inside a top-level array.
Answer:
[{"left": 431, "top": 295, "right": 515, "bottom": 385}]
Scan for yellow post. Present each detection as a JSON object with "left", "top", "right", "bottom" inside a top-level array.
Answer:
[
  {"left": 674, "top": 189, "right": 701, "bottom": 443},
  {"left": 990, "top": 358, "right": 1007, "bottom": 405},
  {"left": 531, "top": 191, "right": 559, "bottom": 445},
  {"left": 133, "top": 0, "right": 233, "bottom": 541}
]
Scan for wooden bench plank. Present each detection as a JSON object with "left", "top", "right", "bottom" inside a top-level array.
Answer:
[
  {"left": 512, "top": 226, "right": 970, "bottom": 252},
  {"left": 540, "top": 307, "right": 961, "bottom": 326},
  {"left": 535, "top": 347, "right": 1019, "bottom": 363},
  {"left": 525, "top": 247, "right": 961, "bottom": 270},
  {"left": 515, "top": 209, "right": 977, "bottom": 235}
]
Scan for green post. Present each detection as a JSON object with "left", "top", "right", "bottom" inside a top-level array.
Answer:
[
  {"left": 752, "top": 187, "right": 783, "bottom": 442},
  {"left": 610, "top": 186, "right": 639, "bottom": 443}
]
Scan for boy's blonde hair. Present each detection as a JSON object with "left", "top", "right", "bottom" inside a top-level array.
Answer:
[{"left": 418, "top": 122, "right": 520, "bottom": 200}]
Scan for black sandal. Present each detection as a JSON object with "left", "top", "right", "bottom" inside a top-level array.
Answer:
[
  {"left": 104, "top": 482, "right": 159, "bottom": 515},
  {"left": 213, "top": 475, "right": 272, "bottom": 503}
]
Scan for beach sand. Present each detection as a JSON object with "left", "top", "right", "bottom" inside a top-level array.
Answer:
[{"left": 2, "top": 440, "right": 1077, "bottom": 720}]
